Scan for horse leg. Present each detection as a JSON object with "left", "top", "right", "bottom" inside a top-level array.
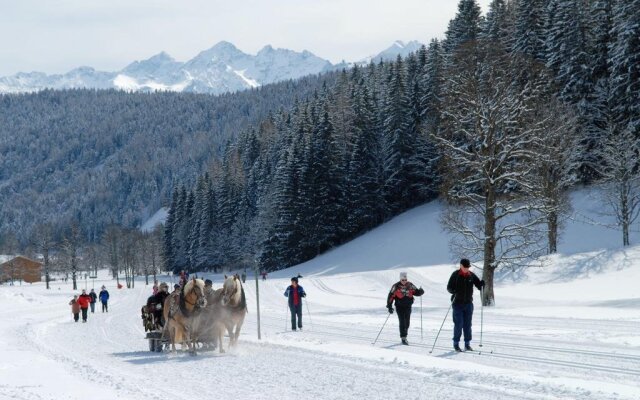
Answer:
[
  {"left": 217, "top": 324, "right": 225, "bottom": 354},
  {"left": 169, "top": 325, "right": 177, "bottom": 353},
  {"left": 234, "top": 316, "right": 245, "bottom": 345},
  {"left": 185, "top": 327, "right": 195, "bottom": 355}
]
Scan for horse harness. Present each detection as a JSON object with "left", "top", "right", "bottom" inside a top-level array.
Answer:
[{"left": 168, "top": 284, "right": 205, "bottom": 319}]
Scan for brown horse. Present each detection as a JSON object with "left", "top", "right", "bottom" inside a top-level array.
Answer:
[
  {"left": 162, "top": 278, "right": 207, "bottom": 354},
  {"left": 220, "top": 274, "right": 247, "bottom": 346}
]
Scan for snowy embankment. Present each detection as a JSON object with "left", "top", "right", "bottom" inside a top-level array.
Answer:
[{"left": 1, "top": 188, "right": 639, "bottom": 400}]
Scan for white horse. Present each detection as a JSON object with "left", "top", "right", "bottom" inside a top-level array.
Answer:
[
  {"left": 199, "top": 286, "right": 227, "bottom": 353},
  {"left": 220, "top": 274, "right": 247, "bottom": 346},
  {"left": 163, "top": 278, "right": 207, "bottom": 354}
]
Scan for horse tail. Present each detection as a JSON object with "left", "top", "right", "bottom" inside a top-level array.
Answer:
[{"left": 240, "top": 287, "right": 248, "bottom": 313}]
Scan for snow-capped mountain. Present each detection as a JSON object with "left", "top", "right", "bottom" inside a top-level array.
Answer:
[
  {"left": 359, "top": 40, "right": 424, "bottom": 64},
  {"left": 0, "top": 41, "right": 335, "bottom": 95},
  {"left": 0, "top": 40, "right": 424, "bottom": 95}
]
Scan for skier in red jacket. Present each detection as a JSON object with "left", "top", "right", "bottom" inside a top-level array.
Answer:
[{"left": 77, "top": 289, "right": 92, "bottom": 323}]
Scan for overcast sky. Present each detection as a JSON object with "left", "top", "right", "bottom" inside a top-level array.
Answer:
[{"left": 0, "top": 0, "right": 491, "bottom": 76}]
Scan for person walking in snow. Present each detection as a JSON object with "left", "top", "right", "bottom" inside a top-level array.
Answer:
[
  {"left": 69, "top": 295, "right": 80, "bottom": 322},
  {"left": 284, "top": 277, "right": 306, "bottom": 331},
  {"left": 77, "top": 289, "right": 92, "bottom": 322},
  {"left": 89, "top": 288, "right": 97, "bottom": 313},
  {"left": 99, "top": 285, "right": 110, "bottom": 312},
  {"left": 447, "top": 258, "right": 485, "bottom": 352},
  {"left": 386, "top": 272, "right": 424, "bottom": 345}
]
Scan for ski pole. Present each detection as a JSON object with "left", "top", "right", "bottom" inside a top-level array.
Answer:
[
  {"left": 429, "top": 299, "right": 453, "bottom": 354},
  {"left": 305, "top": 300, "right": 313, "bottom": 329},
  {"left": 372, "top": 312, "right": 392, "bottom": 345},
  {"left": 479, "top": 286, "right": 484, "bottom": 348},
  {"left": 285, "top": 303, "right": 288, "bottom": 332},
  {"left": 420, "top": 294, "right": 423, "bottom": 341}
]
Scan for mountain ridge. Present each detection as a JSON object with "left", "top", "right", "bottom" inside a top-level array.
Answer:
[{"left": 0, "top": 40, "right": 424, "bottom": 95}]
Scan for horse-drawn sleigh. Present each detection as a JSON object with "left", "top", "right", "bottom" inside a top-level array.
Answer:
[{"left": 141, "top": 275, "right": 247, "bottom": 355}]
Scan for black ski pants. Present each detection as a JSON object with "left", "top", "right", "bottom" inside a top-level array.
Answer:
[
  {"left": 289, "top": 303, "right": 302, "bottom": 330},
  {"left": 101, "top": 301, "right": 108, "bottom": 312},
  {"left": 81, "top": 307, "right": 88, "bottom": 322},
  {"left": 396, "top": 306, "right": 412, "bottom": 338}
]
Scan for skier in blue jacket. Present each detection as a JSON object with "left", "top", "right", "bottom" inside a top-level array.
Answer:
[
  {"left": 284, "top": 277, "right": 306, "bottom": 331},
  {"left": 99, "top": 285, "right": 110, "bottom": 312}
]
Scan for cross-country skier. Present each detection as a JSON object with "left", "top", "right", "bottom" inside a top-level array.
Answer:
[
  {"left": 447, "top": 258, "right": 484, "bottom": 352},
  {"left": 284, "top": 277, "right": 306, "bottom": 331},
  {"left": 386, "top": 272, "right": 424, "bottom": 345}
]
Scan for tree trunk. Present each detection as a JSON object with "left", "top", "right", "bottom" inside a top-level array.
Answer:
[
  {"left": 548, "top": 211, "right": 558, "bottom": 254},
  {"left": 44, "top": 250, "right": 50, "bottom": 290},
  {"left": 483, "top": 189, "right": 497, "bottom": 306},
  {"left": 621, "top": 187, "right": 630, "bottom": 246}
]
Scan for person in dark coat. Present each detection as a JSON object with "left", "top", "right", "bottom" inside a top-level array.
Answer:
[
  {"left": 77, "top": 289, "right": 92, "bottom": 322},
  {"left": 69, "top": 295, "right": 80, "bottom": 322},
  {"left": 447, "top": 258, "right": 485, "bottom": 352},
  {"left": 99, "top": 285, "right": 110, "bottom": 312},
  {"left": 89, "top": 288, "right": 97, "bottom": 313},
  {"left": 284, "top": 277, "right": 306, "bottom": 331},
  {"left": 386, "top": 272, "right": 424, "bottom": 345},
  {"left": 146, "top": 282, "right": 170, "bottom": 329}
]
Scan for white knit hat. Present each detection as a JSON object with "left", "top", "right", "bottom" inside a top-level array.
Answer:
[{"left": 399, "top": 272, "right": 407, "bottom": 280}]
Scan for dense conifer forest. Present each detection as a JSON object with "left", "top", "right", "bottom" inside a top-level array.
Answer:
[
  {"left": 163, "top": 0, "right": 640, "bottom": 305},
  {"left": 0, "top": 75, "right": 336, "bottom": 243}
]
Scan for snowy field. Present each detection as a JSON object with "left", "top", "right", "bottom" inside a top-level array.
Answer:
[{"left": 1, "top": 188, "right": 639, "bottom": 400}]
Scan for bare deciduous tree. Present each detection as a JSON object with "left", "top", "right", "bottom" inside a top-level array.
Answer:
[
  {"left": 525, "top": 98, "right": 580, "bottom": 254},
  {"left": 595, "top": 125, "right": 640, "bottom": 246},
  {"left": 61, "top": 222, "right": 83, "bottom": 290},
  {"left": 33, "top": 223, "right": 56, "bottom": 289},
  {"left": 435, "top": 42, "right": 549, "bottom": 306}
]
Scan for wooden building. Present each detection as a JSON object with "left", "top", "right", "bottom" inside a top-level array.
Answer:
[{"left": 0, "top": 256, "right": 42, "bottom": 283}]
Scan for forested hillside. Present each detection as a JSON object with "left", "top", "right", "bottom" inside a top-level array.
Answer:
[
  {"left": 0, "top": 74, "right": 337, "bottom": 243},
  {"left": 164, "top": 0, "right": 640, "bottom": 302}
]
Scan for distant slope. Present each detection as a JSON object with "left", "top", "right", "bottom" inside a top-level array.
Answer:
[
  {"left": 0, "top": 72, "right": 337, "bottom": 241},
  {"left": 288, "top": 187, "right": 629, "bottom": 279}
]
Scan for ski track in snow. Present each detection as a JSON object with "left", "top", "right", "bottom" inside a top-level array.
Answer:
[
  {"left": 2, "top": 272, "right": 636, "bottom": 400},
  {"left": 2, "top": 190, "right": 640, "bottom": 400}
]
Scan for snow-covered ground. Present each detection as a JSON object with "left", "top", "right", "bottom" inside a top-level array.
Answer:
[{"left": 1, "top": 188, "right": 639, "bottom": 400}]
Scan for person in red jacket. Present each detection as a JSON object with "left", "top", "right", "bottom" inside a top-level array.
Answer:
[
  {"left": 386, "top": 272, "right": 424, "bottom": 345},
  {"left": 69, "top": 295, "right": 80, "bottom": 322},
  {"left": 77, "top": 289, "right": 92, "bottom": 323}
]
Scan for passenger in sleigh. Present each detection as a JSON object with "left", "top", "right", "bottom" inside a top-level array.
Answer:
[{"left": 142, "top": 282, "right": 170, "bottom": 330}]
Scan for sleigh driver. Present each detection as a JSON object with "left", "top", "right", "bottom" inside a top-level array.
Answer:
[{"left": 142, "top": 282, "right": 170, "bottom": 331}]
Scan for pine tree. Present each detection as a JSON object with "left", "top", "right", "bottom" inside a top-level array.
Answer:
[
  {"left": 163, "top": 187, "right": 179, "bottom": 271},
  {"left": 382, "top": 57, "right": 411, "bottom": 214},
  {"left": 482, "top": 0, "right": 514, "bottom": 49},
  {"left": 609, "top": 0, "right": 640, "bottom": 139},
  {"left": 582, "top": 0, "right": 614, "bottom": 182},
  {"left": 421, "top": 39, "right": 445, "bottom": 135},
  {"left": 346, "top": 79, "right": 384, "bottom": 233},
  {"left": 512, "top": 0, "right": 547, "bottom": 61},
  {"left": 545, "top": 0, "right": 591, "bottom": 106},
  {"left": 444, "top": 0, "right": 483, "bottom": 55}
]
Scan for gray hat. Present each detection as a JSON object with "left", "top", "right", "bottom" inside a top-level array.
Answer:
[{"left": 399, "top": 272, "right": 407, "bottom": 280}]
